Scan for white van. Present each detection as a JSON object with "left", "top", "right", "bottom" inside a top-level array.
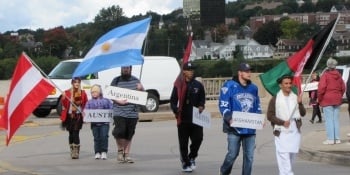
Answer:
[
  {"left": 335, "top": 64, "right": 350, "bottom": 102},
  {"left": 33, "top": 56, "right": 180, "bottom": 118}
]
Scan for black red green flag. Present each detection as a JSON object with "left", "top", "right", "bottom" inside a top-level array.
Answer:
[{"left": 259, "top": 18, "right": 338, "bottom": 96}]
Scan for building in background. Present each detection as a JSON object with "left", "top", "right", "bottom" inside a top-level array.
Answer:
[
  {"left": 200, "top": 0, "right": 225, "bottom": 26},
  {"left": 183, "top": 0, "right": 200, "bottom": 18},
  {"left": 183, "top": 0, "right": 225, "bottom": 27}
]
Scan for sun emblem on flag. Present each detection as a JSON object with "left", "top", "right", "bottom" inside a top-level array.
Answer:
[{"left": 101, "top": 42, "right": 111, "bottom": 52}]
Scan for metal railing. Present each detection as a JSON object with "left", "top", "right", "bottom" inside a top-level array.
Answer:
[
  {"left": 199, "top": 74, "right": 310, "bottom": 100},
  {"left": 199, "top": 77, "right": 231, "bottom": 100}
]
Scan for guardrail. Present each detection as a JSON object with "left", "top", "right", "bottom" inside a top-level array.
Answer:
[
  {"left": 199, "top": 77, "right": 231, "bottom": 100},
  {"left": 200, "top": 74, "right": 310, "bottom": 100}
]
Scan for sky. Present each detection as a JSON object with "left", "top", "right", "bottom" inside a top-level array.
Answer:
[{"left": 0, "top": 0, "right": 235, "bottom": 33}]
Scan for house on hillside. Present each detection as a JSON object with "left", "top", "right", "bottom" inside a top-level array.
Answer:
[
  {"left": 190, "top": 36, "right": 274, "bottom": 60},
  {"left": 274, "top": 39, "right": 304, "bottom": 58}
]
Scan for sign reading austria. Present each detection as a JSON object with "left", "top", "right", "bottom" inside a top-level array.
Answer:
[{"left": 83, "top": 109, "right": 113, "bottom": 122}]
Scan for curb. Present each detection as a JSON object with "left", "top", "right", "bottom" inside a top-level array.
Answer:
[
  {"left": 299, "top": 127, "right": 350, "bottom": 167},
  {"left": 299, "top": 146, "right": 350, "bottom": 166}
]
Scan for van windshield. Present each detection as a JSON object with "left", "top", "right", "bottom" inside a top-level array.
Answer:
[{"left": 48, "top": 62, "right": 80, "bottom": 79}]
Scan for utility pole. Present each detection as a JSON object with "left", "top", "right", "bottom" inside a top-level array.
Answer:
[{"left": 167, "top": 38, "right": 171, "bottom": 56}]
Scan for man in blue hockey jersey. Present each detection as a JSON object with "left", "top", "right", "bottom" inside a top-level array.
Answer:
[{"left": 218, "top": 63, "right": 262, "bottom": 175}]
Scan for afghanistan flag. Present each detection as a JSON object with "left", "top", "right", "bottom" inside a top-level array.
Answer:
[{"left": 259, "top": 17, "right": 338, "bottom": 96}]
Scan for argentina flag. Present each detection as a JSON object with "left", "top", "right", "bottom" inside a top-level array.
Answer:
[{"left": 72, "top": 17, "right": 151, "bottom": 77}]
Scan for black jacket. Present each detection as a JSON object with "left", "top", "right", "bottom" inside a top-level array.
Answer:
[{"left": 170, "top": 78, "right": 206, "bottom": 124}]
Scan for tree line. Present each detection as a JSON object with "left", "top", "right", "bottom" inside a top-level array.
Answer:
[{"left": 0, "top": 0, "right": 347, "bottom": 79}]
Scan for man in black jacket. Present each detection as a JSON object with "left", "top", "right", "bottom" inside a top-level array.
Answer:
[{"left": 170, "top": 62, "right": 206, "bottom": 172}]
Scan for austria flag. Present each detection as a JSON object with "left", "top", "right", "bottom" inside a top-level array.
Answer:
[
  {"left": 2, "top": 53, "right": 54, "bottom": 145},
  {"left": 259, "top": 17, "right": 338, "bottom": 96}
]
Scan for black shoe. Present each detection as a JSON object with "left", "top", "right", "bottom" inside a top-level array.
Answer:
[
  {"left": 309, "top": 120, "right": 314, "bottom": 124},
  {"left": 316, "top": 121, "right": 322, "bottom": 123}
]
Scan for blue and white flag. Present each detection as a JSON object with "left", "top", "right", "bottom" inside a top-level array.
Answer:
[{"left": 73, "top": 17, "right": 151, "bottom": 77}]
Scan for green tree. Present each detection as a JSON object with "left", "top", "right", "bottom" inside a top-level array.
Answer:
[
  {"left": 281, "top": 19, "right": 300, "bottom": 39},
  {"left": 212, "top": 24, "right": 229, "bottom": 43},
  {"left": 253, "top": 21, "right": 282, "bottom": 45},
  {"left": 94, "top": 5, "right": 129, "bottom": 32},
  {"left": 296, "top": 23, "right": 320, "bottom": 40},
  {"left": 299, "top": 0, "right": 316, "bottom": 13},
  {"left": 0, "top": 58, "right": 17, "bottom": 79}
]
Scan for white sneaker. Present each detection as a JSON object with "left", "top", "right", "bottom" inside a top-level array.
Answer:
[
  {"left": 190, "top": 159, "right": 196, "bottom": 170},
  {"left": 335, "top": 140, "right": 341, "bottom": 144},
  {"left": 101, "top": 152, "right": 107, "bottom": 160},
  {"left": 182, "top": 165, "right": 192, "bottom": 172},
  {"left": 347, "top": 133, "right": 350, "bottom": 137},
  {"left": 95, "top": 153, "right": 101, "bottom": 159}
]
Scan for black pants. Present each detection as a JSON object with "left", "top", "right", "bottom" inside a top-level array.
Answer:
[
  {"left": 177, "top": 123, "right": 203, "bottom": 166},
  {"left": 311, "top": 105, "right": 322, "bottom": 122},
  {"left": 69, "top": 130, "right": 80, "bottom": 144}
]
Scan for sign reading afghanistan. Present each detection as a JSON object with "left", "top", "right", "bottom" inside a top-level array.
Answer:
[{"left": 230, "top": 111, "right": 265, "bottom": 130}]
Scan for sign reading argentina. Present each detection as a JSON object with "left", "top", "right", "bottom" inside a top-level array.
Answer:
[
  {"left": 192, "top": 107, "right": 211, "bottom": 128},
  {"left": 83, "top": 109, "right": 113, "bottom": 122},
  {"left": 230, "top": 111, "right": 265, "bottom": 130},
  {"left": 104, "top": 85, "right": 147, "bottom": 106}
]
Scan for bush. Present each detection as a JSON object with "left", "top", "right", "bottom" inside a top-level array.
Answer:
[{"left": 0, "top": 56, "right": 61, "bottom": 80}]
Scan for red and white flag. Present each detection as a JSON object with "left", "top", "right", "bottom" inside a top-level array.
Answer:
[{"left": 2, "top": 53, "right": 54, "bottom": 145}]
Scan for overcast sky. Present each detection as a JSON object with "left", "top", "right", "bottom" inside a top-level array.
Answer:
[{"left": 0, "top": 0, "right": 235, "bottom": 33}]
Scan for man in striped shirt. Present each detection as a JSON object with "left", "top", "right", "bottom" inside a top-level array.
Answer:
[{"left": 111, "top": 66, "right": 144, "bottom": 163}]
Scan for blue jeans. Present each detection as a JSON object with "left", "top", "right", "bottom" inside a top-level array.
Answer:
[
  {"left": 91, "top": 123, "right": 110, "bottom": 153},
  {"left": 323, "top": 106, "right": 340, "bottom": 140},
  {"left": 220, "top": 133, "right": 256, "bottom": 175}
]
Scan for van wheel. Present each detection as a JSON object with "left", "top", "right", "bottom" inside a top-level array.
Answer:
[
  {"left": 56, "top": 100, "right": 63, "bottom": 116},
  {"left": 141, "top": 93, "right": 159, "bottom": 112},
  {"left": 33, "top": 108, "right": 51, "bottom": 118}
]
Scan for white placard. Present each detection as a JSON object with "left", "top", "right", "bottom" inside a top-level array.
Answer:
[
  {"left": 301, "top": 82, "right": 318, "bottom": 92},
  {"left": 104, "top": 85, "right": 148, "bottom": 106},
  {"left": 192, "top": 107, "right": 211, "bottom": 128},
  {"left": 83, "top": 109, "right": 113, "bottom": 122},
  {"left": 230, "top": 111, "right": 265, "bottom": 130}
]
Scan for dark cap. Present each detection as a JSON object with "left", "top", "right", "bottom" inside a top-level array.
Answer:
[
  {"left": 183, "top": 62, "right": 195, "bottom": 70},
  {"left": 121, "top": 65, "right": 132, "bottom": 69},
  {"left": 71, "top": 77, "right": 81, "bottom": 83},
  {"left": 238, "top": 63, "right": 251, "bottom": 71},
  {"left": 277, "top": 74, "right": 293, "bottom": 84}
]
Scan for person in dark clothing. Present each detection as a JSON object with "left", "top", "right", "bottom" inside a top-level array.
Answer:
[
  {"left": 170, "top": 62, "right": 206, "bottom": 172},
  {"left": 309, "top": 72, "right": 322, "bottom": 124}
]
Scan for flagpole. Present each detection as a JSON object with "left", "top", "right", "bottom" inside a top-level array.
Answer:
[
  {"left": 302, "top": 13, "right": 340, "bottom": 94},
  {"left": 23, "top": 52, "right": 82, "bottom": 113},
  {"left": 138, "top": 16, "right": 152, "bottom": 81}
]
